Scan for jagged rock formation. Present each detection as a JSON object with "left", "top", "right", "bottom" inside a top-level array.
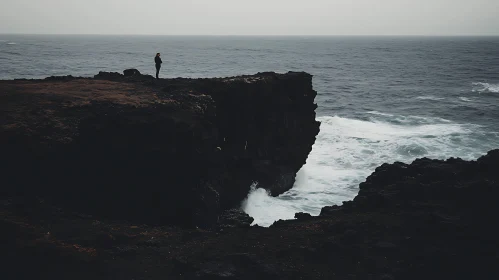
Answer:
[
  {"left": 2, "top": 149, "right": 498, "bottom": 279},
  {"left": 0, "top": 70, "right": 320, "bottom": 227},
  {"left": 320, "top": 149, "right": 499, "bottom": 218},
  {"left": 5, "top": 69, "right": 497, "bottom": 280}
]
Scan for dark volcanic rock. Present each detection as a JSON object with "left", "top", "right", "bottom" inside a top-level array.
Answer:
[
  {"left": 318, "top": 150, "right": 499, "bottom": 278},
  {"left": 218, "top": 209, "right": 254, "bottom": 228},
  {"left": 123, "top": 68, "right": 141, "bottom": 77},
  {"left": 94, "top": 71, "right": 122, "bottom": 80},
  {"left": 1, "top": 149, "right": 499, "bottom": 279},
  {"left": 0, "top": 71, "right": 320, "bottom": 227},
  {"left": 44, "top": 75, "right": 75, "bottom": 81},
  {"left": 7, "top": 69, "right": 498, "bottom": 280},
  {"left": 333, "top": 151, "right": 499, "bottom": 214},
  {"left": 194, "top": 254, "right": 283, "bottom": 279},
  {"left": 294, "top": 212, "right": 312, "bottom": 220}
]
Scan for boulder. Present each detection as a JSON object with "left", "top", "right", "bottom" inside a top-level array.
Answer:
[{"left": 123, "top": 68, "right": 141, "bottom": 77}]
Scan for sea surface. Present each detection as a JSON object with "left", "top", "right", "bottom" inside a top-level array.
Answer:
[{"left": 2, "top": 35, "right": 498, "bottom": 226}]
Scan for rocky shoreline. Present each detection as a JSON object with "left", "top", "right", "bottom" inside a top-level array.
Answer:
[{"left": 1, "top": 70, "right": 498, "bottom": 279}]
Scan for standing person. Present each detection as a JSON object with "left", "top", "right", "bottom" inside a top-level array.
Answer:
[{"left": 155, "top": 53, "right": 162, "bottom": 79}]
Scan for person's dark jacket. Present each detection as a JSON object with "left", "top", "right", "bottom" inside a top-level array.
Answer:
[{"left": 155, "top": 56, "right": 162, "bottom": 66}]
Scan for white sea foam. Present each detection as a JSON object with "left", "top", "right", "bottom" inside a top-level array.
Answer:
[
  {"left": 472, "top": 82, "right": 499, "bottom": 93},
  {"left": 6, "top": 42, "right": 17, "bottom": 45},
  {"left": 416, "top": 95, "right": 445, "bottom": 101},
  {"left": 366, "top": 111, "right": 394, "bottom": 117},
  {"left": 459, "top": 97, "right": 472, "bottom": 102},
  {"left": 243, "top": 114, "right": 484, "bottom": 227}
]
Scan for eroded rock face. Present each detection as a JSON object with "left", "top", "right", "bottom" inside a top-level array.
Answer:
[
  {"left": 317, "top": 150, "right": 499, "bottom": 268},
  {"left": 325, "top": 150, "right": 499, "bottom": 216},
  {"left": 0, "top": 70, "right": 320, "bottom": 227},
  {"left": 2, "top": 146, "right": 498, "bottom": 279}
]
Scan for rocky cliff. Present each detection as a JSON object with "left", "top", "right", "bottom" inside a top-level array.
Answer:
[
  {"left": 0, "top": 70, "right": 320, "bottom": 227},
  {"left": 2, "top": 149, "right": 498, "bottom": 279},
  {"left": 3, "top": 70, "right": 497, "bottom": 279}
]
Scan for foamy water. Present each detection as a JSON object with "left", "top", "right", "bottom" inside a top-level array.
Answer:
[
  {"left": 473, "top": 82, "right": 499, "bottom": 93},
  {"left": 416, "top": 96, "right": 445, "bottom": 101},
  {"left": 243, "top": 112, "right": 497, "bottom": 227}
]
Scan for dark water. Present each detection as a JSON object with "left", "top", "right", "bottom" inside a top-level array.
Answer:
[{"left": 2, "top": 35, "right": 498, "bottom": 225}]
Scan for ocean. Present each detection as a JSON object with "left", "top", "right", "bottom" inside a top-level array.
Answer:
[{"left": 1, "top": 35, "right": 498, "bottom": 226}]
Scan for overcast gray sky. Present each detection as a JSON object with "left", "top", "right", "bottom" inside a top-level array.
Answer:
[{"left": 1, "top": 0, "right": 498, "bottom": 35}]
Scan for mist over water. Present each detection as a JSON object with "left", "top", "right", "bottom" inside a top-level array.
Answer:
[{"left": 1, "top": 35, "right": 498, "bottom": 226}]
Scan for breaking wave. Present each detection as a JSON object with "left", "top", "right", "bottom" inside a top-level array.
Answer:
[
  {"left": 472, "top": 82, "right": 499, "bottom": 93},
  {"left": 243, "top": 113, "right": 490, "bottom": 227},
  {"left": 416, "top": 96, "right": 445, "bottom": 101}
]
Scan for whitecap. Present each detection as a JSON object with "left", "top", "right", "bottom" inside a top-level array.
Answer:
[
  {"left": 416, "top": 95, "right": 445, "bottom": 101},
  {"left": 459, "top": 97, "right": 472, "bottom": 102},
  {"left": 243, "top": 114, "right": 484, "bottom": 227},
  {"left": 368, "top": 111, "right": 452, "bottom": 125},
  {"left": 472, "top": 82, "right": 499, "bottom": 93},
  {"left": 366, "top": 111, "right": 394, "bottom": 117},
  {"left": 6, "top": 42, "right": 17, "bottom": 45}
]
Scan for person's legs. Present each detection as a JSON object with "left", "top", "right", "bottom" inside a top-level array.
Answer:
[{"left": 156, "top": 66, "right": 160, "bottom": 79}]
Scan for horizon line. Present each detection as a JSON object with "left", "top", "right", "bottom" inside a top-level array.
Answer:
[{"left": 1, "top": 33, "right": 499, "bottom": 37}]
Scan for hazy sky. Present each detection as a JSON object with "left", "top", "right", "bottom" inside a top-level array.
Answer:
[{"left": 1, "top": 0, "right": 498, "bottom": 35}]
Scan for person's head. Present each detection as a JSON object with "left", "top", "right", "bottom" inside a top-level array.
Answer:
[{"left": 156, "top": 53, "right": 160, "bottom": 57}]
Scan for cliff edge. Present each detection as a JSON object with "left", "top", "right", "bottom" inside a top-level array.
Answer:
[{"left": 0, "top": 70, "right": 320, "bottom": 227}]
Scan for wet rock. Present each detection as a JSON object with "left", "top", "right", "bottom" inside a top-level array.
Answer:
[
  {"left": 320, "top": 205, "right": 341, "bottom": 216},
  {"left": 294, "top": 212, "right": 313, "bottom": 220},
  {"left": 218, "top": 209, "right": 254, "bottom": 228}
]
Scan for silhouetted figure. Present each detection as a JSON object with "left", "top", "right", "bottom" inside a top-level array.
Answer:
[{"left": 155, "top": 53, "right": 162, "bottom": 79}]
